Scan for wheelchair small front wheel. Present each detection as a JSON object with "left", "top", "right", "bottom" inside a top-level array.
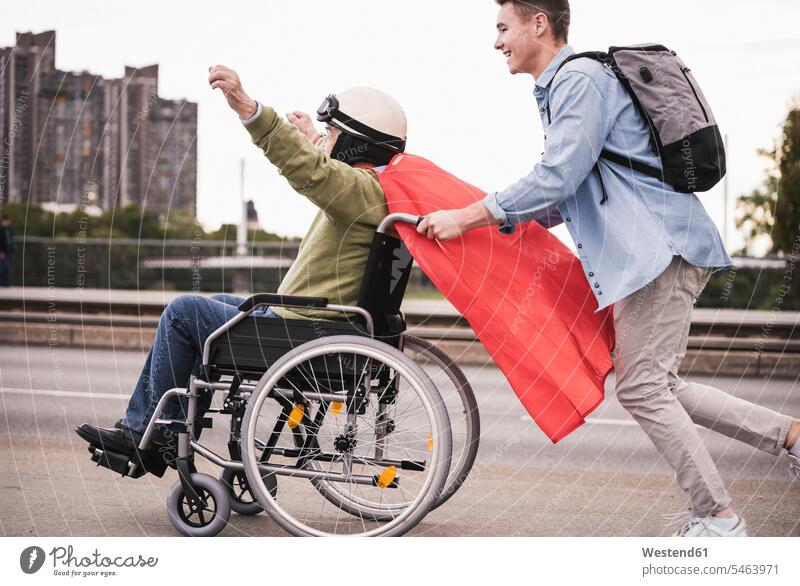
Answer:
[
  {"left": 219, "top": 467, "right": 277, "bottom": 516},
  {"left": 167, "top": 473, "right": 231, "bottom": 537}
]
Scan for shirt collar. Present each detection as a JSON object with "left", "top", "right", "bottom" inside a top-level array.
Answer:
[{"left": 534, "top": 44, "right": 575, "bottom": 92}]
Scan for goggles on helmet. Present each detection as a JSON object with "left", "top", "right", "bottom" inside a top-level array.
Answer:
[
  {"left": 316, "top": 94, "right": 340, "bottom": 123},
  {"left": 315, "top": 93, "right": 405, "bottom": 152}
]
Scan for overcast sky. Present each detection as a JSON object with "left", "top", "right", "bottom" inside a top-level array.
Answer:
[{"left": 3, "top": 0, "right": 799, "bottom": 251}]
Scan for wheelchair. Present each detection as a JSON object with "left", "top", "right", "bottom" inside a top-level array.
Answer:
[{"left": 90, "top": 213, "right": 480, "bottom": 536}]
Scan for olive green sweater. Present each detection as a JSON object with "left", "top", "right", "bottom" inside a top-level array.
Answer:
[{"left": 243, "top": 104, "right": 387, "bottom": 319}]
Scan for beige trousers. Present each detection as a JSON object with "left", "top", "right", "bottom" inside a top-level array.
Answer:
[{"left": 612, "top": 256, "right": 794, "bottom": 516}]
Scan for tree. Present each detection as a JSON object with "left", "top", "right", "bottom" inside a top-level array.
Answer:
[
  {"left": 735, "top": 103, "right": 800, "bottom": 306},
  {"left": 772, "top": 106, "right": 800, "bottom": 255},
  {"left": 736, "top": 104, "right": 800, "bottom": 255}
]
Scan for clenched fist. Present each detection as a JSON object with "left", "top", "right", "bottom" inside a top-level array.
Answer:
[
  {"left": 208, "top": 65, "right": 257, "bottom": 119},
  {"left": 287, "top": 111, "right": 321, "bottom": 143}
]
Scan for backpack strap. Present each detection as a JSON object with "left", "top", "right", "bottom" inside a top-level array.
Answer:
[
  {"left": 544, "top": 52, "right": 612, "bottom": 204},
  {"left": 544, "top": 51, "right": 610, "bottom": 121},
  {"left": 544, "top": 50, "right": 665, "bottom": 193},
  {"left": 549, "top": 51, "right": 612, "bottom": 87},
  {"left": 598, "top": 148, "right": 664, "bottom": 182}
]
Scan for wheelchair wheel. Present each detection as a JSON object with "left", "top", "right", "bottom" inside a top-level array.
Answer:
[
  {"left": 402, "top": 335, "right": 480, "bottom": 509},
  {"left": 166, "top": 473, "right": 231, "bottom": 537},
  {"left": 309, "top": 335, "right": 480, "bottom": 519},
  {"left": 219, "top": 467, "right": 277, "bottom": 516},
  {"left": 241, "top": 335, "right": 452, "bottom": 537}
]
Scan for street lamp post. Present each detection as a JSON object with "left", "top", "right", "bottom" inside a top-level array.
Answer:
[{"left": 233, "top": 158, "right": 249, "bottom": 292}]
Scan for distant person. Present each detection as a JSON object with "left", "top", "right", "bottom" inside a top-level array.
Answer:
[
  {"left": 0, "top": 215, "right": 13, "bottom": 287},
  {"left": 75, "top": 66, "right": 408, "bottom": 473},
  {"left": 417, "top": 0, "right": 800, "bottom": 536}
]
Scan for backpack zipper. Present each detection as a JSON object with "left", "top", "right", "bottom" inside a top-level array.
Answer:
[
  {"left": 680, "top": 67, "right": 709, "bottom": 123},
  {"left": 609, "top": 45, "right": 670, "bottom": 54}
]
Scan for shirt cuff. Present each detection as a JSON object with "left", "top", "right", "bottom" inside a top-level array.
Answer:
[
  {"left": 482, "top": 192, "right": 515, "bottom": 235},
  {"left": 240, "top": 102, "right": 262, "bottom": 126}
]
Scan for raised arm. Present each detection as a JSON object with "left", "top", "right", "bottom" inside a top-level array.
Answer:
[{"left": 208, "top": 65, "right": 375, "bottom": 220}]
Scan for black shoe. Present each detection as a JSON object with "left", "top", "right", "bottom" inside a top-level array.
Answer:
[
  {"left": 112, "top": 419, "right": 178, "bottom": 453},
  {"left": 74, "top": 423, "right": 173, "bottom": 478},
  {"left": 75, "top": 423, "right": 140, "bottom": 453},
  {"left": 113, "top": 420, "right": 180, "bottom": 470}
]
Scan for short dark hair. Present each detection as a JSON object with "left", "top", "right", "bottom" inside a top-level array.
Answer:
[{"left": 495, "top": 0, "right": 571, "bottom": 43}]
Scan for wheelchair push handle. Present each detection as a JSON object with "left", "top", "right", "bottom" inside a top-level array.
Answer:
[{"left": 376, "top": 212, "right": 423, "bottom": 234}]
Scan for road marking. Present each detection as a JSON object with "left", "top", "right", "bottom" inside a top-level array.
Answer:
[
  {"left": 0, "top": 387, "right": 126, "bottom": 401},
  {"left": 519, "top": 414, "right": 638, "bottom": 427},
  {"left": 0, "top": 389, "right": 681, "bottom": 430},
  {"left": 584, "top": 417, "right": 639, "bottom": 427}
]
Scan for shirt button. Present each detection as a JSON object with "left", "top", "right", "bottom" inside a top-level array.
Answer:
[
  {"left": 594, "top": 283, "right": 600, "bottom": 288},
  {"left": 577, "top": 243, "right": 583, "bottom": 249},
  {"left": 539, "top": 106, "right": 546, "bottom": 112},
  {"left": 589, "top": 272, "right": 594, "bottom": 277},
  {"left": 565, "top": 217, "right": 571, "bottom": 222},
  {"left": 598, "top": 291, "right": 603, "bottom": 296}
]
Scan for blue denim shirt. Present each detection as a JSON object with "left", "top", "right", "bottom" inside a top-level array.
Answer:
[{"left": 482, "top": 45, "right": 731, "bottom": 310}]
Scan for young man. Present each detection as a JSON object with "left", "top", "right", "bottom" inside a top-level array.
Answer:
[
  {"left": 418, "top": 0, "right": 800, "bottom": 536},
  {"left": 75, "top": 65, "right": 407, "bottom": 473}
]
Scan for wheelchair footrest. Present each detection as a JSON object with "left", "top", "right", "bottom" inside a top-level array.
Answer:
[{"left": 87, "top": 445, "right": 168, "bottom": 479}]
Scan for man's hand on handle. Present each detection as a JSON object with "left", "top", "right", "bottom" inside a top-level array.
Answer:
[
  {"left": 417, "top": 210, "right": 468, "bottom": 241},
  {"left": 208, "top": 65, "right": 257, "bottom": 119},
  {"left": 417, "top": 201, "right": 500, "bottom": 241}
]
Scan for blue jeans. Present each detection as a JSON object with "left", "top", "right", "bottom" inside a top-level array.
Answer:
[{"left": 122, "top": 294, "right": 279, "bottom": 433}]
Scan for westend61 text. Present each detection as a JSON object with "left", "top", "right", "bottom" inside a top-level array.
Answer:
[{"left": 642, "top": 547, "right": 708, "bottom": 558}]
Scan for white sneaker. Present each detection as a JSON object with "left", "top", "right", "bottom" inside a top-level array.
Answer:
[{"left": 671, "top": 515, "right": 748, "bottom": 537}]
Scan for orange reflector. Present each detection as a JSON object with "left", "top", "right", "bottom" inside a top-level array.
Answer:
[
  {"left": 427, "top": 433, "right": 433, "bottom": 451},
  {"left": 377, "top": 466, "right": 398, "bottom": 489},
  {"left": 331, "top": 401, "right": 344, "bottom": 415},
  {"left": 287, "top": 404, "right": 305, "bottom": 429}
]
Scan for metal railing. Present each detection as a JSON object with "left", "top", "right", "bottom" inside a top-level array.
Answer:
[
  {"left": 4, "top": 237, "right": 797, "bottom": 310},
  {"left": 11, "top": 236, "right": 301, "bottom": 292}
]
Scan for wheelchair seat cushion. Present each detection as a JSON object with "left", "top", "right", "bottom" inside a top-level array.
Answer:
[{"left": 207, "top": 316, "right": 369, "bottom": 378}]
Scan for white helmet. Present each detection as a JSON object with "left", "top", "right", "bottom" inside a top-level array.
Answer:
[{"left": 316, "top": 87, "right": 407, "bottom": 165}]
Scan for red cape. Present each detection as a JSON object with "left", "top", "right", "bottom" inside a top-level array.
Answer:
[{"left": 376, "top": 154, "right": 615, "bottom": 443}]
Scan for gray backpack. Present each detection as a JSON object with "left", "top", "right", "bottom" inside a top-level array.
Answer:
[{"left": 550, "top": 45, "right": 726, "bottom": 198}]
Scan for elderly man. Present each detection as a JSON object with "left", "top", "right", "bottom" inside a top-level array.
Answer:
[{"left": 75, "top": 66, "right": 408, "bottom": 475}]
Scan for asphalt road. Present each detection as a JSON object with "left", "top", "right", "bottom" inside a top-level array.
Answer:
[{"left": 1, "top": 344, "right": 799, "bottom": 537}]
